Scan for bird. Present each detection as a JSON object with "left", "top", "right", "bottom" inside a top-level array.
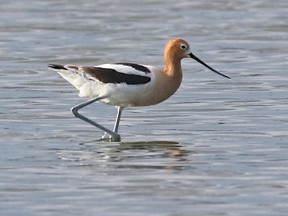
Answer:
[{"left": 48, "top": 38, "right": 230, "bottom": 141}]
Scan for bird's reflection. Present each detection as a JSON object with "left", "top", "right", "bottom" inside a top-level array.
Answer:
[{"left": 75, "top": 140, "right": 192, "bottom": 171}]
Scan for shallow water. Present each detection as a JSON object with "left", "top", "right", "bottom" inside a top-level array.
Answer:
[{"left": 1, "top": 0, "right": 288, "bottom": 215}]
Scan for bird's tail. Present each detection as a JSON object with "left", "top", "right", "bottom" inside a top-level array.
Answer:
[{"left": 48, "top": 64, "right": 87, "bottom": 91}]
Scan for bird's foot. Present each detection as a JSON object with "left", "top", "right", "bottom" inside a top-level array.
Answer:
[{"left": 100, "top": 132, "right": 121, "bottom": 142}]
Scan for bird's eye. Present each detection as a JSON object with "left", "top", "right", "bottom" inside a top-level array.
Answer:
[{"left": 180, "top": 44, "right": 187, "bottom": 50}]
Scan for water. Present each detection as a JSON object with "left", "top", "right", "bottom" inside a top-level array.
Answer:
[{"left": 1, "top": 0, "right": 288, "bottom": 215}]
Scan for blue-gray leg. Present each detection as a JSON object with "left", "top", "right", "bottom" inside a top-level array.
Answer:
[
  {"left": 71, "top": 96, "right": 121, "bottom": 141},
  {"left": 113, "top": 106, "right": 124, "bottom": 133}
]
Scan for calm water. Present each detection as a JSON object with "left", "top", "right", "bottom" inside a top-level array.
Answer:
[{"left": 1, "top": 0, "right": 288, "bottom": 215}]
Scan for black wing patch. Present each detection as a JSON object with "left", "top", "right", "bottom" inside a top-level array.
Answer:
[
  {"left": 83, "top": 67, "right": 151, "bottom": 85},
  {"left": 48, "top": 64, "right": 67, "bottom": 70}
]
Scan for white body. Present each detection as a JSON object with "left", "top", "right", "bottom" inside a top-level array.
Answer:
[{"left": 55, "top": 63, "right": 181, "bottom": 107}]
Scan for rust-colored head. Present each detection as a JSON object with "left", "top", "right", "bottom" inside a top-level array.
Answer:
[
  {"left": 164, "top": 38, "right": 191, "bottom": 62},
  {"left": 164, "top": 38, "right": 230, "bottom": 79}
]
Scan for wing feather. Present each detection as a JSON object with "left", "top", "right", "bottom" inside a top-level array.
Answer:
[{"left": 81, "top": 63, "right": 152, "bottom": 85}]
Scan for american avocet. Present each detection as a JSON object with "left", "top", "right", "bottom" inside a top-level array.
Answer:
[{"left": 49, "top": 38, "right": 230, "bottom": 141}]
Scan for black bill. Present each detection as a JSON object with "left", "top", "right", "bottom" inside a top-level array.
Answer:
[{"left": 189, "top": 53, "right": 230, "bottom": 79}]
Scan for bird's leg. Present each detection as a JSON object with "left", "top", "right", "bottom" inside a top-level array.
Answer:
[
  {"left": 71, "top": 96, "right": 121, "bottom": 141},
  {"left": 102, "top": 106, "right": 124, "bottom": 140},
  {"left": 113, "top": 106, "right": 124, "bottom": 133}
]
